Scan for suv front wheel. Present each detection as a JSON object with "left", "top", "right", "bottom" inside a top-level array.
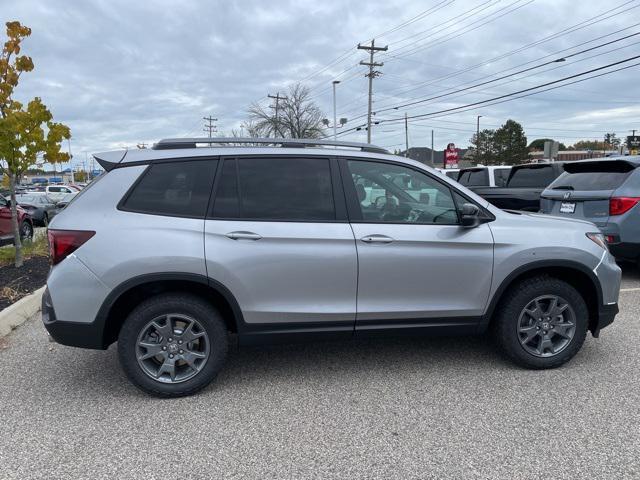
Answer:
[
  {"left": 118, "top": 293, "right": 228, "bottom": 397},
  {"left": 494, "top": 276, "right": 588, "bottom": 369}
]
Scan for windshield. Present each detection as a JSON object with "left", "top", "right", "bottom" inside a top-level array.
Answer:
[{"left": 549, "top": 160, "right": 634, "bottom": 191}]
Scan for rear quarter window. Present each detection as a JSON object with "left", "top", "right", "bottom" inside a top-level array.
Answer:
[
  {"left": 458, "top": 169, "right": 489, "bottom": 187},
  {"left": 508, "top": 165, "right": 556, "bottom": 188},
  {"left": 121, "top": 159, "right": 217, "bottom": 218}
]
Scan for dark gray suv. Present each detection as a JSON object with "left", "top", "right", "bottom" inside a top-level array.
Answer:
[{"left": 541, "top": 157, "right": 640, "bottom": 265}]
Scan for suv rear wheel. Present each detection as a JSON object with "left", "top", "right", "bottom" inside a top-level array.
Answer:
[
  {"left": 494, "top": 276, "right": 588, "bottom": 369},
  {"left": 118, "top": 293, "right": 228, "bottom": 397}
]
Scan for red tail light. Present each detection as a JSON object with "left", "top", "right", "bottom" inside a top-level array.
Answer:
[
  {"left": 609, "top": 197, "right": 640, "bottom": 216},
  {"left": 48, "top": 229, "right": 95, "bottom": 265}
]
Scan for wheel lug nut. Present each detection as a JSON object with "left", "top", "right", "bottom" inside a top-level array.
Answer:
[
  {"left": 536, "top": 326, "right": 540, "bottom": 330},
  {"left": 179, "top": 350, "right": 183, "bottom": 354},
  {"left": 162, "top": 346, "right": 167, "bottom": 350},
  {"left": 168, "top": 337, "right": 173, "bottom": 342},
  {"left": 169, "top": 354, "right": 174, "bottom": 359},
  {"left": 543, "top": 330, "right": 547, "bottom": 335},
  {"left": 178, "top": 340, "right": 182, "bottom": 344}
]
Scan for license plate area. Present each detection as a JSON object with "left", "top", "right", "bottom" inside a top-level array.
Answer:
[{"left": 560, "top": 202, "right": 576, "bottom": 214}]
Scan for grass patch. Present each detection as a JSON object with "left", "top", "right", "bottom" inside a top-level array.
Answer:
[{"left": 0, "top": 233, "right": 49, "bottom": 267}]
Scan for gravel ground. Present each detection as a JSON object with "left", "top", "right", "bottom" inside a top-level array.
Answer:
[{"left": 0, "top": 267, "right": 639, "bottom": 479}]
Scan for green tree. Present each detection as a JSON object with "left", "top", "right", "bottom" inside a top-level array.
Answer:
[
  {"left": 570, "top": 140, "right": 607, "bottom": 150},
  {"left": 469, "top": 128, "right": 497, "bottom": 165},
  {"left": 604, "top": 133, "right": 621, "bottom": 149},
  {"left": 492, "top": 119, "right": 528, "bottom": 165},
  {"left": 528, "top": 138, "right": 567, "bottom": 151},
  {"left": 0, "top": 21, "right": 71, "bottom": 267}
]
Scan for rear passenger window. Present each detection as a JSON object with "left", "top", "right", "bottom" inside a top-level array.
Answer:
[
  {"left": 121, "top": 160, "right": 217, "bottom": 218},
  {"left": 212, "top": 157, "right": 335, "bottom": 221}
]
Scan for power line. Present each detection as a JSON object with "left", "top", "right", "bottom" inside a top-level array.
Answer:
[
  {"left": 336, "top": 55, "right": 640, "bottom": 136},
  {"left": 373, "top": 31, "right": 640, "bottom": 115},
  {"left": 373, "top": 2, "right": 640, "bottom": 103}
]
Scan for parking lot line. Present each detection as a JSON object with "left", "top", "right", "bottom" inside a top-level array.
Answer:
[{"left": 620, "top": 287, "right": 640, "bottom": 292}]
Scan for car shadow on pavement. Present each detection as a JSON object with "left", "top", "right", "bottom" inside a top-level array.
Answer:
[{"left": 51, "top": 332, "right": 506, "bottom": 397}]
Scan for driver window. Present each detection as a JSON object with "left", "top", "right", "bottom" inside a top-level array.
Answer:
[{"left": 347, "top": 160, "right": 459, "bottom": 224}]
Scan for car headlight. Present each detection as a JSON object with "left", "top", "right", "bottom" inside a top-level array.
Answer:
[{"left": 586, "top": 232, "right": 608, "bottom": 251}]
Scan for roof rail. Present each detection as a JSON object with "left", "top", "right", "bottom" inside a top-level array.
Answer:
[{"left": 153, "top": 137, "right": 388, "bottom": 154}]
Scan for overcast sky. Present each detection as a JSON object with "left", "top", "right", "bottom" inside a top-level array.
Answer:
[{"left": 4, "top": 0, "right": 640, "bottom": 167}]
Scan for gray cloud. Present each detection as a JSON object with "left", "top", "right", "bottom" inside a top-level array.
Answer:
[{"left": 3, "top": 0, "right": 639, "bottom": 167}]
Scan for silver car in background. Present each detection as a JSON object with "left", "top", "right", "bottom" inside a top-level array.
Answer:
[{"left": 42, "top": 138, "right": 621, "bottom": 397}]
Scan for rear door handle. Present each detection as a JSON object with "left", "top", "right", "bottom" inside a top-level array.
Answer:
[
  {"left": 360, "top": 234, "right": 394, "bottom": 244},
  {"left": 225, "top": 231, "right": 262, "bottom": 241}
]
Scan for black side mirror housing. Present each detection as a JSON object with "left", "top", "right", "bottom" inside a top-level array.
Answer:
[{"left": 461, "top": 203, "right": 481, "bottom": 228}]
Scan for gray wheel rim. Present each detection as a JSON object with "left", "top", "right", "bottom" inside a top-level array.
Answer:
[
  {"left": 517, "top": 295, "right": 576, "bottom": 358},
  {"left": 136, "top": 314, "right": 210, "bottom": 384}
]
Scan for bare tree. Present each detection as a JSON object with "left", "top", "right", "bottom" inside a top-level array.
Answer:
[{"left": 248, "top": 83, "right": 325, "bottom": 139}]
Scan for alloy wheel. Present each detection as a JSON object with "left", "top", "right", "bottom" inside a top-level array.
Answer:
[
  {"left": 517, "top": 295, "right": 576, "bottom": 358},
  {"left": 136, "top": 314, "right": 210, "bottom": 383}
]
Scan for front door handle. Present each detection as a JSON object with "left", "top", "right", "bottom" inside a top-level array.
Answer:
[
  {"left": 360, "top": 234, "right": 394, "bottom": 244},
  {"left": 225, "top": 231, "right": 262, "bottom": 241}
]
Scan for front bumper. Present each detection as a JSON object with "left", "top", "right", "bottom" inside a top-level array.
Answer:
[{"left": 42, "top": 288, "right": 106, "bottom": 349}]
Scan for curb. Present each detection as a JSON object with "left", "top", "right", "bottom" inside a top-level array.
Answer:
[{"left": 0, "top": 286, "right": 45, "bottom": 338}]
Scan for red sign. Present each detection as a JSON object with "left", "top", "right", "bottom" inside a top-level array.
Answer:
[{"left": 444, "top": 143, "right": 459, "bottom": 168}]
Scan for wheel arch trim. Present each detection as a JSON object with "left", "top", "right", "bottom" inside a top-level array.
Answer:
[
  {"left": 96, "top": 272, "right": 245, "bottom": 347},
  {"left": 481, "top": 259, "right": 604, "bottom": 332}
]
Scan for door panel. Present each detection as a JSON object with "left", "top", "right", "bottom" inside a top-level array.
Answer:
[
  {"left": 204, "top": 220, "right": 357, "bottom": 324},
  {"left": 351, "top": 223, "right": 494, "bottom": 321},
  {"left": 205, "top": 156, "right": 357, "bottom": 329},
  {"left": 341, "top": 158, "right": 494, "bottom": 325}
]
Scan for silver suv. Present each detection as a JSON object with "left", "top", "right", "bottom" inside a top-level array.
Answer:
[{"left": 43, "top": 138, "right": 621, "bottom": 397}]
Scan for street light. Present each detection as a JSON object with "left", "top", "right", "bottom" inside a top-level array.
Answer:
[{"left": 323, "top": 80, "right": 347, "bottom": 140}]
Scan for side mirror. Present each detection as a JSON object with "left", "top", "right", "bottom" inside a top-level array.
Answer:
[{"left": 461, "top": 203, "right": 481, "bottom": 228}]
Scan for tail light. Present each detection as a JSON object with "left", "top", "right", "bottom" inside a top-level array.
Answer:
[
  {"left": 48, "top": 229, "right": 95, "bottom": 265},
  {"left": 609, "top": 197, "right": 640, "bottom": 216}
]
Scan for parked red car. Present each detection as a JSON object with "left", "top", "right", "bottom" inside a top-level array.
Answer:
[{"left": 0, "top": 194, "right": 34, "bottom": 246}]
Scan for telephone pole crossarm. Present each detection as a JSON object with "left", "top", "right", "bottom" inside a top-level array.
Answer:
[{"left": 268, "top": 92, "right": 288, "bottom": 138}]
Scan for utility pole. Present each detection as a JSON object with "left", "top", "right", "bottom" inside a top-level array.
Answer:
[
  {"left": 431, "top": 130, "right": 434, "bottom": 167},
  {"left": 358, "top": 39, "right": 388, "bottom": 143},
  {"left": 476, "top": 115, "right": 483, "bottom": 165},
  {"left": 268, "top": 92, "right": 288, "bottom": 137},
  {"left": 404, "top": 112, "right": 409, "bottom": 157},
  {"left": 332, "top": 80, "right": 340, "bottom": 141},
  {"left": 203, "top": 116, "right": 218, "bottom": 137}
]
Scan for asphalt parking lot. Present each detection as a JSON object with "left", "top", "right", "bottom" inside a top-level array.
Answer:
[{"left": 1, "top": 267, "right": 639, "bottom": 479}]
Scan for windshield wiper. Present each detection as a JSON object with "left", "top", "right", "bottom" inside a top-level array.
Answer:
[{"left": 551, "top": 185, "right": 574, "bottom": 190}]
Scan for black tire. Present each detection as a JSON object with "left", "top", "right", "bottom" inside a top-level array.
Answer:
[
  {"left": 118, "top": 293, "right": 228, "bottom": 397},
  {"left": 493, "top": 275, "right": 588, "bottom": 369},
  {"left": 18, "top": 221, "right": 33, "bottom": 242}
]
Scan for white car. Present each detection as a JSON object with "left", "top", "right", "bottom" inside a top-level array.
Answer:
[{"left": 45, "top": 185, "right": 77, "bottom": 203}]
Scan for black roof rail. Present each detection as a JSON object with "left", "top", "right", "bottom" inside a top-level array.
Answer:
[{"left": 152, "top": 137, "right": 388, "bottom": 154}]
